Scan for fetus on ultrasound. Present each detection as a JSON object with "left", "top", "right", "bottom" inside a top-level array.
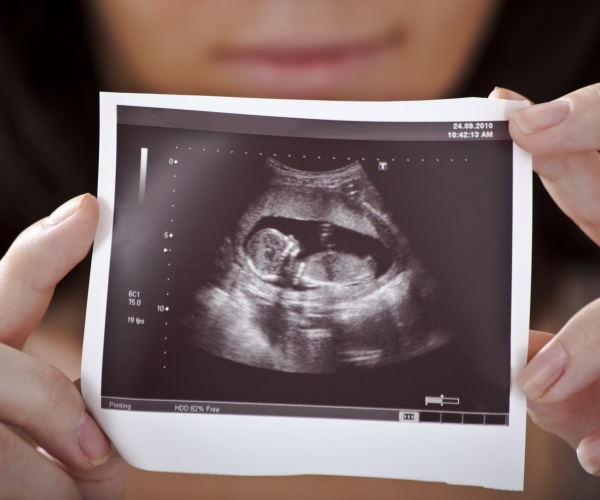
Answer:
[{"left": 191, "top": 158, "right": 450, "bottom": 373}]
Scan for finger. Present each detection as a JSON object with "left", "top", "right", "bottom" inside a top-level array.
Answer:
[
  {"left": 517, "top": 297, "right": 600, "bottom": 404},
  {"left": 69, "top": 455, "right": 126, "bottom": 500},
  {"left": 0, "top": 423, "right": 81, "bottom": 499},
  {"left": 522, "top": 331, "right": 600, "bottom": 474},
  {"left": 502, "top": 83, "right": 600, "bottom": 155},
  {"left": 525, "top": 383, "right": 600, "bottom": 449},
  {"left": 522, "top": 332, "right": 600, "bottom": 473},
  {"left": 577, "top": 430, "right": 600, "bottom": 477},
  {"left": 491, "top": 87, "right": 600, "bottom": 247},
  {"left": 0, "top": 344, "right": 112, "bottom": 470},
  {"left": 0, "top": 194, "right": 99, "bottom": 349}
]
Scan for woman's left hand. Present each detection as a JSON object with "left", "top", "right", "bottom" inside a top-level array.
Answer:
[{"left": 492, "top": 84, "right": 600, "bottom": 476}]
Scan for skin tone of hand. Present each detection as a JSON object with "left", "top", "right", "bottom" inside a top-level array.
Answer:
[
  {"left": 492, "top": 84, "right": 600, "bottom": 476},
  {"left": 0, "top": 194, "right": 125, "bottom": 499}
]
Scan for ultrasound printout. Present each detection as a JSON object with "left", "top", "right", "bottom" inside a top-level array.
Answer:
[{"left": 83, "top": 93, "right": 531, "bottom": 490}]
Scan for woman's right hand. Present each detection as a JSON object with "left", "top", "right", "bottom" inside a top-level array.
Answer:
[{"left": 0, "top": 194, "right": 125, "bottom": 499}]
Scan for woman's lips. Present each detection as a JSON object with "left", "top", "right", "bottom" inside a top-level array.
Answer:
[{"left": 217, "top": 34, "right": 401, "bottom": 97}]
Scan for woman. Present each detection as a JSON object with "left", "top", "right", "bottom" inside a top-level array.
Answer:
[{"left": 1, "top": 1, "right": 599, "bottom": 497}]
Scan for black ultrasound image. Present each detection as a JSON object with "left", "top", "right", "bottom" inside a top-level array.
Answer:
[
  {"left": 101, "top": 106, "right": 514, "bottom": 420},
  {"left": 192, "top": 157, "right": 448, "bottom": 373}
]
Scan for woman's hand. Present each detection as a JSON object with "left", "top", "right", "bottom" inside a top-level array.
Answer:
[
  {"left": 492, "top": 84, "right": 600, "bottom": 476},
  {"left": 0, "top": 194, "right": 125, "bottom": 499}
]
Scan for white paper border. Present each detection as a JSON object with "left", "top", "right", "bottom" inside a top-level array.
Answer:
[{"left": 82, "top": 93, "right": 531, "bottom": 490}]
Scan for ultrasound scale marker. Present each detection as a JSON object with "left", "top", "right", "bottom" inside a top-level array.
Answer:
[
  {"left": 139, "top": 147, "right": 148, "bottom": 205},
  {"left": 161, "top": 148, "right": 178, "bottom": 371},
  {"left": 425, "top": 395, "right": 460, "bottom": 406}
]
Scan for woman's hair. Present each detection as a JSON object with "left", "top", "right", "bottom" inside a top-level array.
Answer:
[{"left": 0, "top": 2, "right": 100, "bottom": 252}]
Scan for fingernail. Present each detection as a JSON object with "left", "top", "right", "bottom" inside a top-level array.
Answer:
[
  {"left": 77, "top": 411, "right": 111, "bottom": 467},
  {"left": 509, "top": 99, "right": 570, "bottom": 135},
  {"left": 578, "top": 435, "right": 600, "bottom": 475},
  {"left": 516, "top": 342, "right": 567, "bottom": 400},
  {"left": 46, "top": 194, "right": 87, "bottom": 226},
  {"left": 488, "top": 87, "right": 503, "bottom": 99}
]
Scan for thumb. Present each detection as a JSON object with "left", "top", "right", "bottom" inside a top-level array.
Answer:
[
  {"left": 501, "top": 83, "right": 600, "bottom": 156},
  {"left": 490, "top": 86, "right": 600, "bottom": 247},
  {"left": 0, "top": 194, "right": 99, "bottom": 349}
]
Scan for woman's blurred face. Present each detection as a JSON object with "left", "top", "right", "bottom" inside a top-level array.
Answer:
[{"left": 91, "top": 0, "right": 500, "bottom": 100}]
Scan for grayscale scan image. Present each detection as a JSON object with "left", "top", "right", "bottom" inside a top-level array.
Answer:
[
  {"left": 101, "top": 105, "right": 514, "bottom": 424},
  {"left": 193, "top": 157, "right": 448, "bottom": 373}
]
